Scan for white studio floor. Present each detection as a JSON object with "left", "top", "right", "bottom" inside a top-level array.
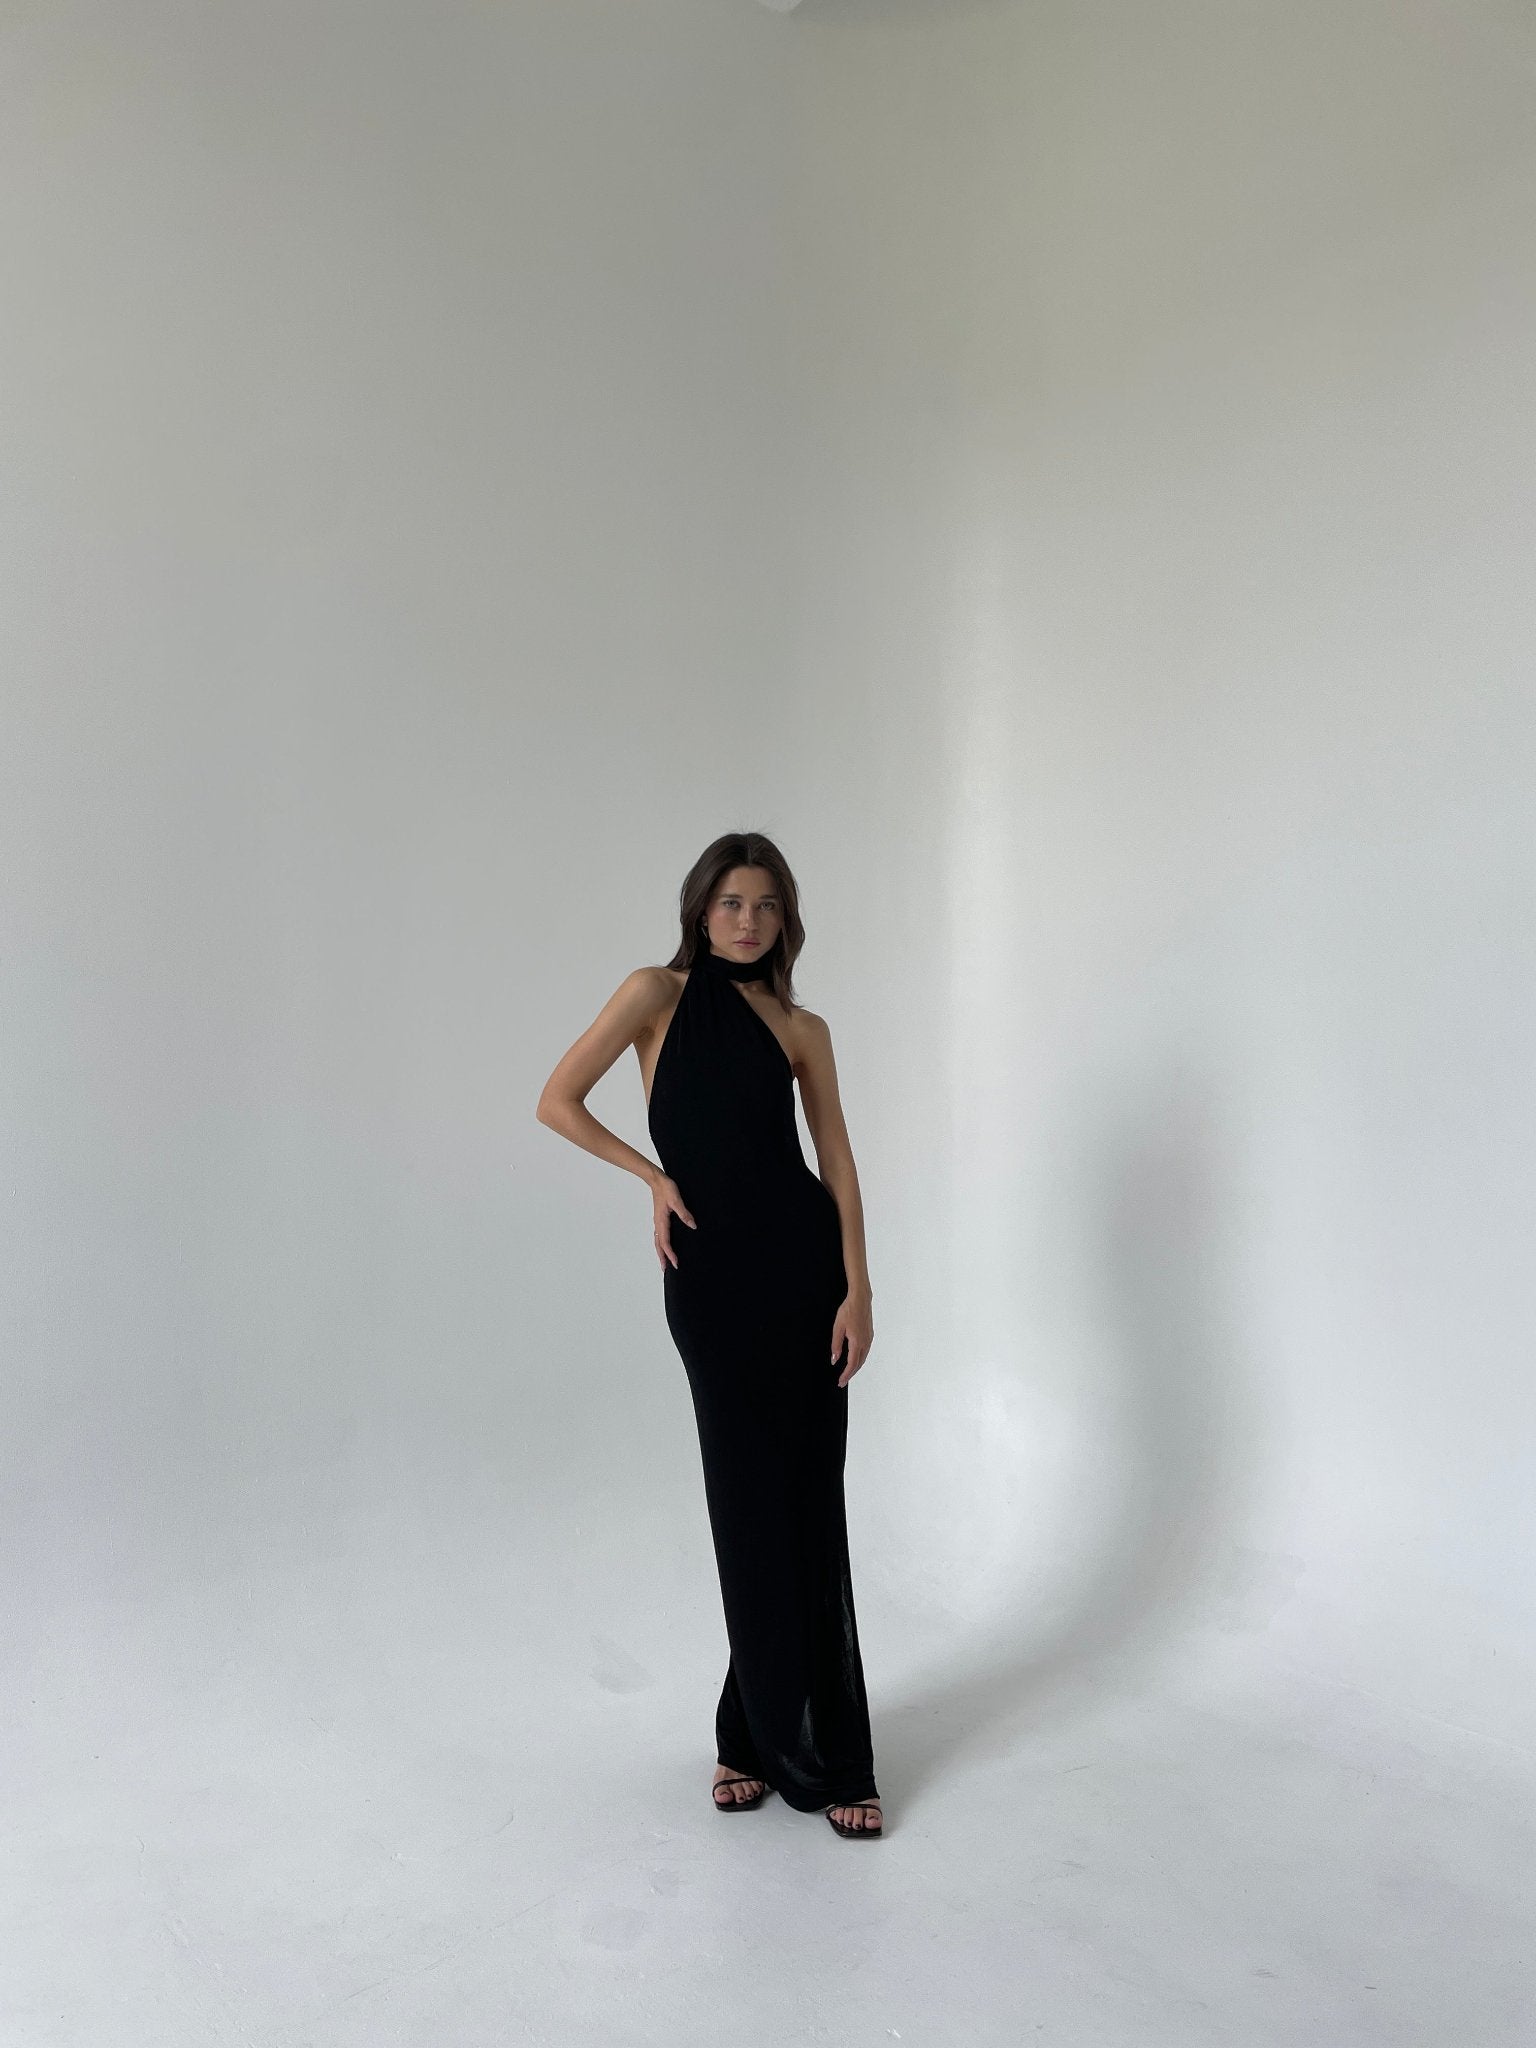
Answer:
[{"left": 8, "top": 1529, "right": 1529, "bottom": 2048}]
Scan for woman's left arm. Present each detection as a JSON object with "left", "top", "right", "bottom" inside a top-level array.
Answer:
[{"left": 795, "top": 1012, "right": 874, "bottom": 1385}]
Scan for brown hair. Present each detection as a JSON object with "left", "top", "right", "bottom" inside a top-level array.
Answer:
[{"left": 665, "top": 832, "right": 805, "bottom": 1009}]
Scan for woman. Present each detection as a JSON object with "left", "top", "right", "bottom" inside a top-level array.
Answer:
[{"left": 536, "top": 832, "right": 883, "bottom": 1839}]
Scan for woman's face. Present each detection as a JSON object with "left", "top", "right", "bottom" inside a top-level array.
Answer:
[{"left": 703, "top": 866, "right": 784, "bottom": 963}]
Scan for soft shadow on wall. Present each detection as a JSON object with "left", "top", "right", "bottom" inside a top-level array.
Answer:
[{"left": 886, "top": 1035, "right": 1265, "bottom": 1800}]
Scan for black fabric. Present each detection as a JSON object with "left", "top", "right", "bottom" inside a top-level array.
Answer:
[{"left": 648, "top": 944, "right": 878, "bottom": 1812}]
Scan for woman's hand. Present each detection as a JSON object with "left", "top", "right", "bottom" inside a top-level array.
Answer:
[
  {"left": 652, "top": 1175, "right": 696, "bottom": 1271},
  {"left": 831, "top": 1292, "right": 874, "bottom": 1387}
]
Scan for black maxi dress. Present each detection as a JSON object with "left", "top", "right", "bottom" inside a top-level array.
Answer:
[{"left": 647, "top": 942, "right": 879, "bottom": 1813}]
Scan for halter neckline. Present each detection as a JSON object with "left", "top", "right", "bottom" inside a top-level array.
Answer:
[{"left": 697, "top": 943, "right": 777, "bottom": 984}]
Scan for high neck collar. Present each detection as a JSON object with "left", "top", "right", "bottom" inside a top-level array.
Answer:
[{"left": 697, "top": 943, "right": 776, "bottom": 984}]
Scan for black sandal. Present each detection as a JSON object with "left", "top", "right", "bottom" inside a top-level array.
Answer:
[
  {"left": 712, "top": 1773, "right": 768, "bottom": 1811},
  {"left": 824, "top": 1799, "right": 883, "bottom": 1839}
]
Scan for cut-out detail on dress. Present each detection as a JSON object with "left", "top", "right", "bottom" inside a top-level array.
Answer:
[{"left": 724, "top": 978, "right": 795, "bottom": 1076}]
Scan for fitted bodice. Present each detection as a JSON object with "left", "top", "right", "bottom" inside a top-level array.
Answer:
[{"left": 647, "top": 948, "right": 812, "bottom": 1222}]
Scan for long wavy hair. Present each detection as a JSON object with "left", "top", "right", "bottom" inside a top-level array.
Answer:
[{"left": 664, "top": 832, "right": 806, "bottom": 1009}]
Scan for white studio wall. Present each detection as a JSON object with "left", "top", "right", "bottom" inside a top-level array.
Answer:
[{"left": 4, "top": 3, "right": 1531, "bottom": 2044}]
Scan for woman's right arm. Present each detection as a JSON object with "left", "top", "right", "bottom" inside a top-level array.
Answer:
[
  {"left": 536, "top": 968, "right": 697, "bottom": 1270},
  {"left": 535, "top": 968, "right": 667, "bottom": 1186}
]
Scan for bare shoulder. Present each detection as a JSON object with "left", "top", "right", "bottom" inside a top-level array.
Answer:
[
  {"left": 788, "top": 1004, "right": 833, "bottom": 1063},
  {"left": 587, "top": 965, "right": 680, "bottom": 1048},
  {"left": 634, "top": 963, "right": 685, "bottom": 1036}
]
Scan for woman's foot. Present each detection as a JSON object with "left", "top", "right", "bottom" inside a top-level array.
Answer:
[
  {"left": 825, "top": 1798, "right": 882, "bottom": 1834},
  {"left": 712, "top": 1764, "right": 767, "bottom": 1808}
]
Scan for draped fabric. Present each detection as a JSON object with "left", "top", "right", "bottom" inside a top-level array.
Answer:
[{"left": 648, "top": 944, "right": 879, "bottom": 1812}]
